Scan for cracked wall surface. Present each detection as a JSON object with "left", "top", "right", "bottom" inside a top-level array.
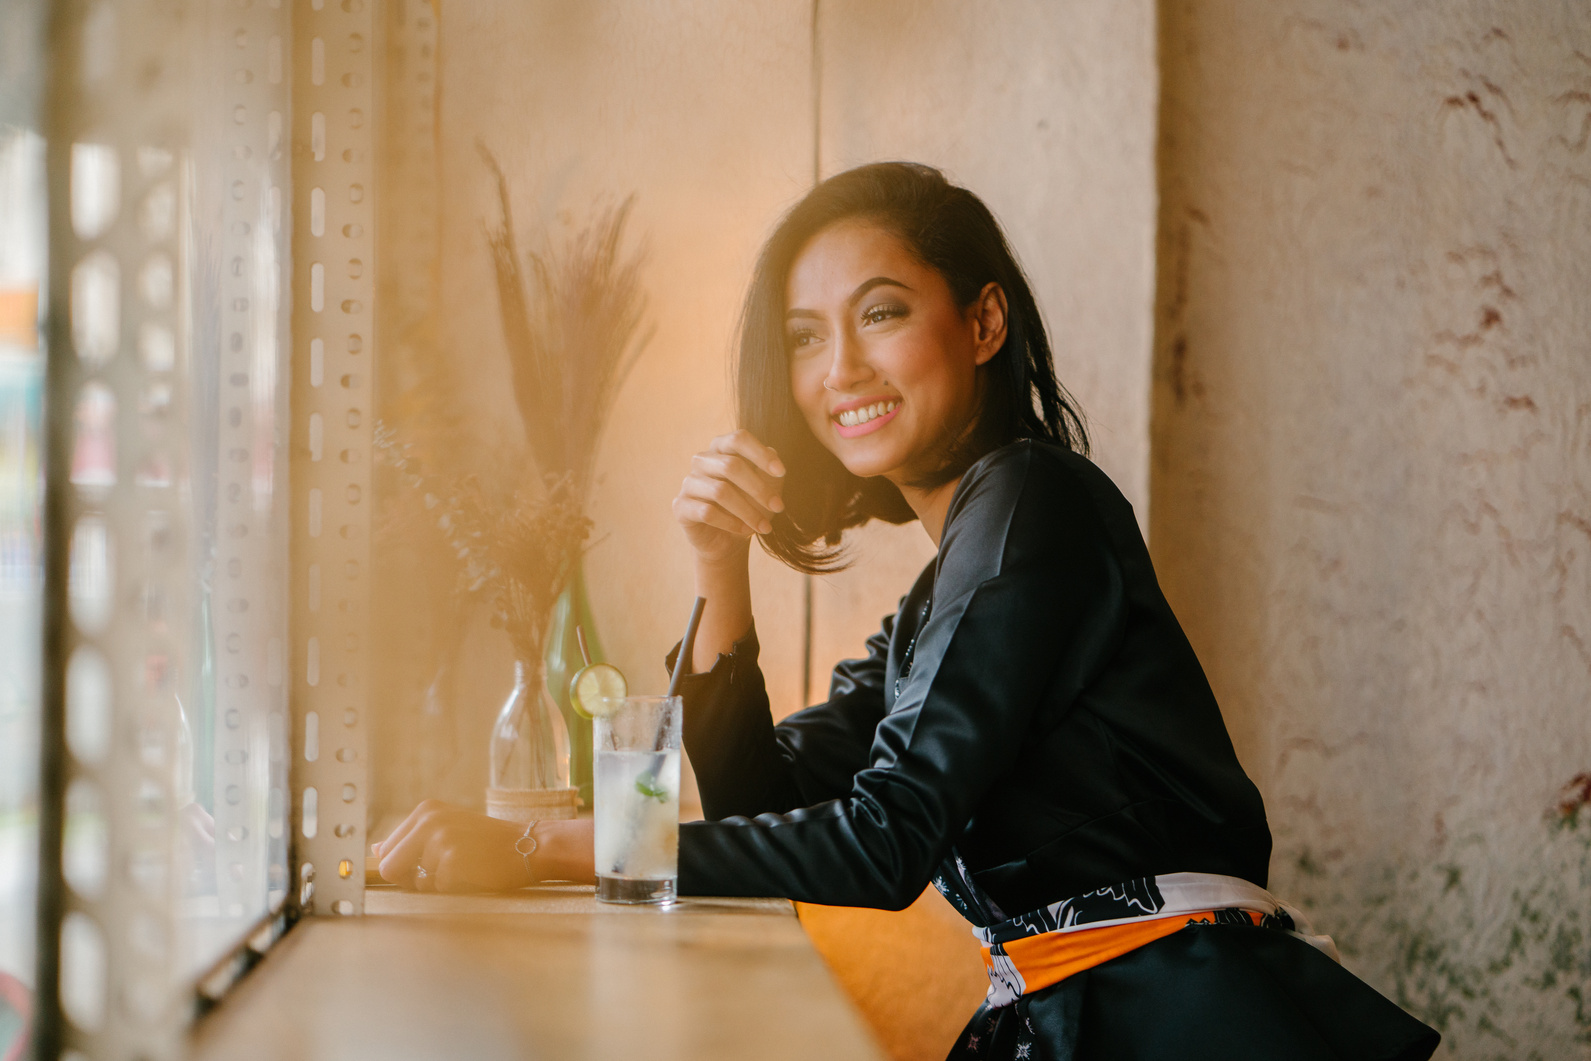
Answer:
[{"left": 1152, "top": 2, "right": 1591, "bottom": 1057}]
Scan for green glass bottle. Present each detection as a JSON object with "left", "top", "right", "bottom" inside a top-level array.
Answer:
[{"left": 542, "top": 560, "right": 600, "bottom": 806}]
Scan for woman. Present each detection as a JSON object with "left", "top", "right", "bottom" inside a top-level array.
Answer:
[{"left": 377, "top": 163, "right": 1439, "bottom": 1061}]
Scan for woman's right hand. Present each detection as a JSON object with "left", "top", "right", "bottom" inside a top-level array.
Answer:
[
  {"left": 673, "top": 429, "right": 787, "bottom": 567},
  {"left": 373, "top": 800, "right": 595, "bottom": 892}
]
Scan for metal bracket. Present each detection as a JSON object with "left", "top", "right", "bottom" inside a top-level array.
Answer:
[
  {"left": 205, "top": 0, "right": 294, "bottom": 942},
  {"left": 289, "top": 0, "right": 377, "bottom": 918}
]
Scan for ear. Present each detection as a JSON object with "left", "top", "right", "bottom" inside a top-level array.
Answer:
[{"left": 969, "top": 282, "right": 1008, "bottom": 366}]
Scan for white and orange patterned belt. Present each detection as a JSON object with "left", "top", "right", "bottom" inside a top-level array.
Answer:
[{"left": 975, "top": 872, "right": 1340, "bottom": 1006}]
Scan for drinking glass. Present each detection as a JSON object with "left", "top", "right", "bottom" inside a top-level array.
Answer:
[{"left": 593, "top": 696, "right": 682, "bottom": 904}]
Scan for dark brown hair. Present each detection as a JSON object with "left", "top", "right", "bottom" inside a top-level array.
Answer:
[{"left": 738, "top": 162, "right": 1088, "bottom": 573}]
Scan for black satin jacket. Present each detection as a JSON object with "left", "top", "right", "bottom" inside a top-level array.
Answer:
[{"left": 673, "top": 440, "right": 1271, "bottom": 920}]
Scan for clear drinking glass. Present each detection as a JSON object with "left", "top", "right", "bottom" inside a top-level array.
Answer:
[{"left": 593, "top": 695, "right": 682, "bottom": 904}]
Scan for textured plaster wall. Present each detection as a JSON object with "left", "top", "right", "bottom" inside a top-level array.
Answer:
[
  {"left": 821, "top": 0, "right": 1157, "bottom": 517},
  {"left": 808, "top": 0, "right": 1158, "bottom": 692},
  {"left": 1152, "top": 3, "right": 1591, "bottom": 1056}
]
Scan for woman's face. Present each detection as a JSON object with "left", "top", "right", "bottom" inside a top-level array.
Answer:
[{"left": 784, "top": 220, "right": 1005, "bottom": 487}]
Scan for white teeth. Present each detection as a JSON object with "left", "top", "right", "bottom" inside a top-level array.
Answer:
[{"left": 837, "top": 401, "right": 898, "bottom": 428}]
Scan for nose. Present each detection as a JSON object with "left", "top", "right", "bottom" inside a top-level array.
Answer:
[{"left": 822, "top": 329, "right": 875, "bottom": 393}]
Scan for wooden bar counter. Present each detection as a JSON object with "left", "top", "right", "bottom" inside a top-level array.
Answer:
[{"left": 190, "top": 886, "right": 886, "bottom": 1061}]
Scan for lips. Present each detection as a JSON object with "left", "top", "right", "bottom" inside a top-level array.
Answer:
[{"left": 832, "top": 398, "right": 901, "bottom": 439}]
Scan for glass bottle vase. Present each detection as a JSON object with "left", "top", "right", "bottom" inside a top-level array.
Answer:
[{"left": 488, "top": 659, "right": 571, "bottom": 792}]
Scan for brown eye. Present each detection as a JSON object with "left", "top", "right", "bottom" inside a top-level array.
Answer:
[{"left": 862, "top": 303, "right": 907, "bottom": 326}]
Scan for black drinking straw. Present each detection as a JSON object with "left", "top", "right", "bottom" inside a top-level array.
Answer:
[
  {"left": 667, "top": 597, "right": 706, "bottom": 699},
  {"left": 611, "top": 598, "right": 704, "bottom": 877}
]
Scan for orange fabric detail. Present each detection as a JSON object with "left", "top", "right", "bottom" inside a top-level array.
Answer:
[{"left": 981, "top": 910, "right": 1263, "bottom": 995}]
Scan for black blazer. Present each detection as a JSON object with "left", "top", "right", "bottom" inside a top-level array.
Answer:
[{"left": 674, "top": 439, "right": 1271, "bottom": 919}]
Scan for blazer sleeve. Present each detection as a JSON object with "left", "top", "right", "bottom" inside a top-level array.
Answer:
[
  {"left": 666, "top": 616, "right": 893, "bottom": 820},
  {"left": 677, "top": 444, "right": 1127, "bottom": 909}
]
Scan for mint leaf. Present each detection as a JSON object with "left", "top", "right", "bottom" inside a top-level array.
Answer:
[{"left": 634, "top": 771, "right": 668, "bottom": 803}]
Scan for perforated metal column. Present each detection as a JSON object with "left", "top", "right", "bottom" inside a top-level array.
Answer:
[
  {"left": 289, "top": 0, "right": 375, "bottom": 917},
  {"left": 39, "top": 1, "right": 194, "bottom": 1056},
  {"left": 206, "top": 0, "right": 294, "bottom": 939},
  {"left": 383, "top": 0, "right": 439, "bottom": 334}
]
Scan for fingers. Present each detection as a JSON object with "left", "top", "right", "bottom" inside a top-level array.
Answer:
[
  {"left": 676, "top": 431, "right": 787, "bottom": 540},
  {"left": 673, "top": 493, "right": 758, "bottom": 539},
  {"left": 377, "top": 800, "right": 448, "bottom": 889},
  {"left": 411, "top": 832, "right": 446, "bottom": 893},
  {"left": 371, "top": 798, "right": 436, "bottom": 860},
  {"left": 678, "top": 471, "right": 774, "bottom": 536},
  {"left": 710, "top": 428, "right": 786, "bottom": 480},
  {"left": 692, "top": 451, "right": 785, "bottom": 515}
]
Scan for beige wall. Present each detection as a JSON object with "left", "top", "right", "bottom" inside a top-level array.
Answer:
[
  {"left": 434, "top": 1, "right": 816, "bottom": 713},
  {"left": 1152, "top": 2, "right": 1591, "bottom": 1054}
]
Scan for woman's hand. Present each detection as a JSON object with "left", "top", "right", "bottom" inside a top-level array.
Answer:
[
  {"left": 672, "top": 430, "right": 784, "bottom": 670},
  {"left": 373, "top": 800, "right": 594, "bottom": 893},
  {"left": 672, "top": 429, "right": 786, "bottom": 566}
]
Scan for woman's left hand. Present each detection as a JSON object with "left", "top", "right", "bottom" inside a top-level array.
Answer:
[{"left": 373, "top": 800, "right": 533, "bottom": 893}]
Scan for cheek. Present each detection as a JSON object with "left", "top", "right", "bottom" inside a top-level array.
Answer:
[
  {"left": 910, "top": 332, "right": 977, "bottom": 398},
  {"left": 789, "top": 362, "right": 828, "bottom": 423},
  {"left": 880, "top": 339, "right": 946, "bottom": 401}
]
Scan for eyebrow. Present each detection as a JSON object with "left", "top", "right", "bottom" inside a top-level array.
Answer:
[{"left": 786, "top": 276, "right": 913, "bottom": 321}]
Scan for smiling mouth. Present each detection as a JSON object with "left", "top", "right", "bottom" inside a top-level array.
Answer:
[
  {"left": 835, "top": 400, "right": 899, "bottom": 428},
  {"left": 832, "top": 399, "right": 901, "bottom": 438}
]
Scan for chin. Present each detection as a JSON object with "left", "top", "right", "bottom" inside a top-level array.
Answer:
[
  {"left": 840, "top": 462, "right": 892, "bottom": 481},
  {"left": 833, "top": 448, "right": 904, "bottom": 482},
  {"left": 807, "top": 418, "right": 911, "bottom": 481}
]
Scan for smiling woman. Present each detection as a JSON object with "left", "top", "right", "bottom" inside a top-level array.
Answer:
[
  {"left": 379, "top": 163, "right": 1441, "bottom": 1061},
  {"left": 655, "top": 163, "right": 1439, "bottom": 1061}
]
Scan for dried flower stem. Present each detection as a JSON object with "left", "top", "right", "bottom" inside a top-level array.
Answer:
[
  {"left": 478, "top": 141, "right": 652, "bottom": 509},
  {"left": 377, "top": 149, "right": 648, "bottom": 676}
]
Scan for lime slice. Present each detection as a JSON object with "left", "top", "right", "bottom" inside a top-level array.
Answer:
[{"left": 570, "top": 663, "right": 628, "bottom": 719}]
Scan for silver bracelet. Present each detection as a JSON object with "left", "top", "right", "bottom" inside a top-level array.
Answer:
[{"left": 514, "top": 820, "right": 540, "bottom": 883}]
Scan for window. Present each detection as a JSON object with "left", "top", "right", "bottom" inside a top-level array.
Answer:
[{"left": 7, "top": 0, "right": 380, "bottom": 1053}]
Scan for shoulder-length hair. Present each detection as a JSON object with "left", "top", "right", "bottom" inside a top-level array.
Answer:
[{"left": 737, "top": 162, "right": 1088, "bottom": 573}]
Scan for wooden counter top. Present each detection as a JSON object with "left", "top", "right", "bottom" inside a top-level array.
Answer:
[{"left": 190, "top": 886, "right": 887, "bottom": 1061}]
